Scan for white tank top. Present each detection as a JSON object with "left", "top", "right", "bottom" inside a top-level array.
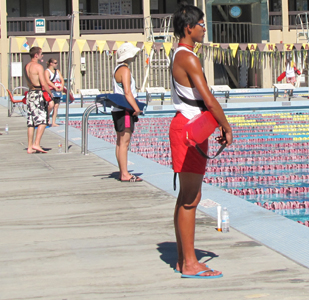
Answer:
[
  {"left": 47, "top": 68, "right": 61, "bottom": 82},
  {"left": 112, "top": 63, "right": 137, "bottom": 112},
  {"left": 171, "top": 47, "right": 204, "bottom": 120}
]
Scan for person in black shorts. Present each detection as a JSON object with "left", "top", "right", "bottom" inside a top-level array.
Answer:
[
  {"left": 112, "top": 43, "right": 142, "bottom": 182},
  {"left": 45, "top": 58, "right": 64, "bottom": 126}
]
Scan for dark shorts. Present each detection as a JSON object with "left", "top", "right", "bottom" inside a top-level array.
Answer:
[
  {"left": 111, "top": 110, "right": 137, "bottom": 133},
  {"left": 51, "top": 90, "right": 62, "bottom": 104},
  {"left": 52, "top": 97, "right": 61, "bottom": 104},
  {"left": 169, "top": 112, "right": 208, "bottom": 174},
  {"left": 27, "top": 90, "right": 48, "bottom": 127}
]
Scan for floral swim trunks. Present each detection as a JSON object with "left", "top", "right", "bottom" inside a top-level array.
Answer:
[{"left": 27, "top": 90, "right": 48, "bottom": 127}]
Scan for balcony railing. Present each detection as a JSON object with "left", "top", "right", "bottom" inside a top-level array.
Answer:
[
  {"left": 269, "top": 12, "right": 282, "bottom": 30},
  {"left": 7, "top": 16, "right": 70, "bottom": 36},
  {"left": 213, "top": 22, "right": 252, "bottom": 43}
]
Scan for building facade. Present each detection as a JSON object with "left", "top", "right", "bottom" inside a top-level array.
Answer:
[{"left": 0, "top": 0, "right": 308, "bottom": 95}]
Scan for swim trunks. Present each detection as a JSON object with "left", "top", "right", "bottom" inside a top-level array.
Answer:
[
  {"left": 169, "top": 111, "right": 208, "bottom": 174},
  {"left": 27, "top": 90, "right": 48, "bottom": 127}
]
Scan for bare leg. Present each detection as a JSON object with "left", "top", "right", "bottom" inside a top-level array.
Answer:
[
  {"left": 48, "top": 101, "right": 54, "bottom": 125},
  {"left": 116, "top": 129, "right": 132, "bottom": 181},
  {"left": 51, "top": 103, "right": 59, "bottom": 127},
  {"left": 175, "top": 172, "right": 222, "bottom": 276},
  {"left": 32, "top": 124, "right": 47, "bottom": 153},
  {"left": 27, "top": 127, "right": 35, "bottom": 154}
]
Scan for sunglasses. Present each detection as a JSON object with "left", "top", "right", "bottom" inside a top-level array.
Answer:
[
  {"left": 196, "top": 23, "right": 206, "bottom": 28},
  {"left": 53, "top": 62, "right": 58, "bottom": 64}
]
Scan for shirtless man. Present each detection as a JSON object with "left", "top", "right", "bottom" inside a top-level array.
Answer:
[{"left": 25, "top": 47, "right": 53, "bottom": 154}]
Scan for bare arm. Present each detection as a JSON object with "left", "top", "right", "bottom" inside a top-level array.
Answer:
[
  {"left": 44, "top": 69, "right": 58, "bottom": 90},
  {"left": 57, "top": 70, "right": 65, "bottom": 91},
  {"left": 173, "top": 51, "right": 233, "bottom": 146},
  {"left": 38, "top": 65, "right": 52, "bottom": 97}
]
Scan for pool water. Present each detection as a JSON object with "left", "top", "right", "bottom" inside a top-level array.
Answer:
[{"left": 65, "top": 109, "right": 309, "bottom": 226}]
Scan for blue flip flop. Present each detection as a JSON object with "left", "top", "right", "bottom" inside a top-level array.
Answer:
[{"left": 181, "top": 269, "right": 223, "bottom": 279}]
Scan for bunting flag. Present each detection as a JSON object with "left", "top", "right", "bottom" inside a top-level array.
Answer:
[
  {"left": 128, "top": 41, "right": 137, "bottom": 47},
  {"left": 136, "top": 41, "right": 144, "bottom": 49},
  {"left": 144, "top": 42, "right": 153, "bottom": 56},
  {"left": 87, "top": 40, "right": 97, "bottom": 51},
  {"left": 96, "top": 40, "right": 106, "bottom": 53},
  {"left": 36, "top": 37, "right": 46, "bottom": 49},
  {"left": 56, "top": 39, "right": 67, "bottom": 52},
  {"left": 26, "top": 37, "right": 36, "bottom": 48},
  {"left": 257, "top": 43, "right": 265, "bottom": 51},
  {"left": 106, "top": 40, "right": 115, "bottom": 51},
  {"left": 154, "top": 42, "right": 162, "bottom": 53},
  {"left": 229, "top": 43, "right": 239, "bottom": 58},
  {"left": 163, "top": 42, "right": 172, "bottom": 56},
  {"left": 248, "top": 43, "right": 257, "bottom": 52},
  {"left": 76, "top": 39, "right": 86, "bottom": 53},
  {"left": 276, "top": 44, "right": 284, "bottom": 51},
  {"left": 239, "top": 44, "right": 247, "bottom": 51},
  {"left": 294, "top": 43, "right": 302, "bottom": 51},
  {"left": 284, "top": 43, "right": 294, "bottom": 51},
  {"left": 46, "top": 38, "right": 56, "bottom": 51},
  {"left": 173, "top": 42, "right": 178, "bottom": 50},
  {"left": 302, "top": 43, "right": 309, "bottom": 50},
  {"left": 15, "top": 37, "right": 26, "bottom": 51},
  {"left": 266, "top": 43, "right": 276, "bottom": 51},
  {"left": 116, "top": 41, "right": 124, "bottom": 49}
]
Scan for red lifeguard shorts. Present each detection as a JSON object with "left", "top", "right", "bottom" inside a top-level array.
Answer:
[{"left": 169, "top": 112, "right": 208, "bottom": 174}]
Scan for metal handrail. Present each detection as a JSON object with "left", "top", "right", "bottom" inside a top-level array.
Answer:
[
  {"left": 10, "top": 86, "right": 29, "bottom": 117},
  {"left": 81, "top": 102, "right": 109, "bottom": 155}
]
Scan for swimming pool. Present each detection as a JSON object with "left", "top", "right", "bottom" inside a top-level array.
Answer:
[{"left": 63, "top": 108, "right": 309, "bottom": 226}]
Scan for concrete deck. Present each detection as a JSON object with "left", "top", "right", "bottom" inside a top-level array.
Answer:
[{"left": 1, "top": 100, "right": 309, "bottom": 300}]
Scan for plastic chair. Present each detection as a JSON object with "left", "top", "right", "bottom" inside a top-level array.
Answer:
[{"left": 7, "top": 89, "right": 26, "bottom": 116}]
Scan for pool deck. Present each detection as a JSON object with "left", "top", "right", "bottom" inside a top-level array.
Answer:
[{"left": 1, "top": 94, "right": 309, "bottom": 300}]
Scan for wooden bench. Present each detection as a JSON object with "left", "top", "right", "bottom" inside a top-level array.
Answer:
[
  {"left": 273, "top": 84, "right": 295, "bottom": 101},
  {"left": 210, "top": 85, "right": 231, "bottom": 103},
  {"left": 80, "top": 89, "right": 101, "bottom": 107},
  {"left": 146, "top": 87, "right": 166, "bottom": 105}
]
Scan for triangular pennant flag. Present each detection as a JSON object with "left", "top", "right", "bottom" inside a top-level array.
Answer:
[
  {"left": 46, "top": 38, "right": 56, "bottom": 51},
  {"left": 163, "top": 42, "right": 172, "bottom": 56},
  {"left": 136, "top": 42, "right": 144, "bottom": 49},
  {"left": 257, "top": 43, "right": 265, "bottom": 51},
  {"left": 173, "top": 42, "right": 178, "bottom": 49},
  {"left": 266, "top": 43, "right": 276, "bottom": 51},
  {"left": 302, "top": 43, "right": 309, "bottom": 50},
  {"left": 284, "top": 43, "right": 294, "bottom": 51},
  {"left": 154, "top": 42, "right": 162, "bottom": 53},
  {"left": 239, "top": 44, "right": 247, "bottom": 51},
  {"left": 294, "top": 43, "right": 302, "bottom": 50},
  {"left": 210, "top": 43, "right": 220, "bottom": 48},
  {"left": 87, "top": 40, "right": 97, "bottom": 51},
  {"left": 144, "top": 42, "right": 153, "bottom": 56},
  {"left": 106, "top": 40, "right": 115, "bottom": 51},
  {"left": 36, "top": 37, "right": 46, "bottom": 49},
  {"left": 276, "top": 44, "right": 284, "bottom": 51},
  {"left": 76, "top": 39, "right": 86, "bottom": 53},
  {"left": 248, "top": 43, "right": 257, "bottom": 52},
  {"left": 220, "top": 43, "right": 229, "bottom": 49},
  {"left": 15, "top": 37, "right": 26, "bottom": 51},
  {"left": 26, "top": 37, "right": 36, "bottom": 48},
  {"left": 128, "top": 41, "right": 137, "bottom": 47},
  {"left": 229, "top": 43, "right": 239, "bottom": 58},
  {"left": 96, "top": 40, "right": 106, "bottom": 53},
  {"left": 56, "top": 39, "right": 67, "bottom": 52},
  {"left": 116, "top": 41, "right": 124, "bottom": 49}
]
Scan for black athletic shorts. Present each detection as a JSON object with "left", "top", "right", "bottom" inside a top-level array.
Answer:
[{"left": 111, "top": 110, "right": 138, "bottom": 133}]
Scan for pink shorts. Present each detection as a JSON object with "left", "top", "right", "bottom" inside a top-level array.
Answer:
[
  {"left": 286, "top": 77, "right": 296, "bottom": 83},
  {"left": 169, "top": 112, "right": 208, "bottom": 174}
]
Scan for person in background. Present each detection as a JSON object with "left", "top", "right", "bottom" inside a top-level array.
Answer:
[
  {"left": 112, "top": 43, "right": 142, "bottom": 182},
  {"left": 25, "top": 47, "right": 53, "bottom": 153},
  {"left": 45, "top": 58, "right": 64, "bottom": 126},
  {"left": 170, "top": 3, "right": 233, "bottom": 278}
]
